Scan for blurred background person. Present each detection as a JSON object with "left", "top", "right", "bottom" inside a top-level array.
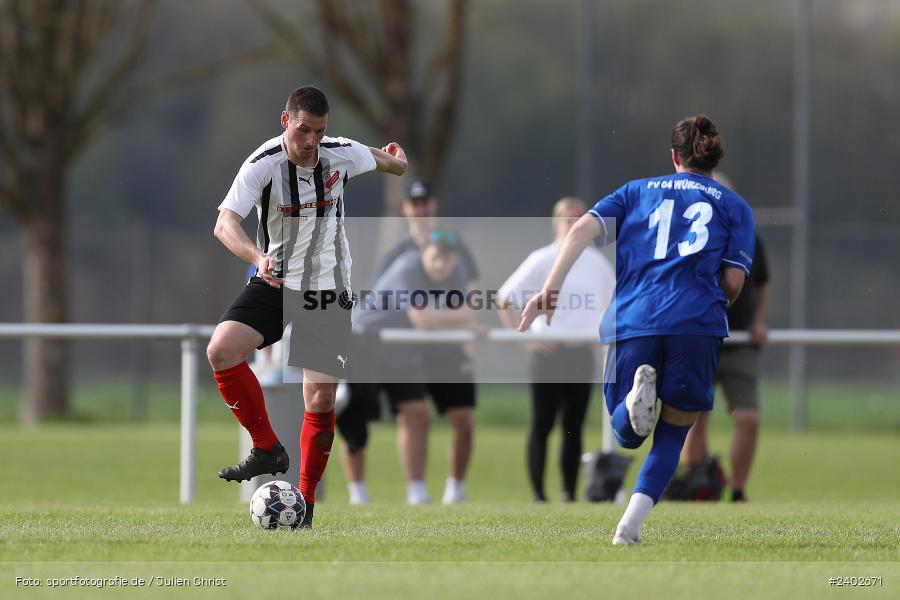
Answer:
[
  {"left": 335, "top": 376, "right": 380, "bottom": 505},
  {"left": 337, "top": 180, "right": 480, "bottom": 504},
  {"left": 496, "top": 198, "right": 614, "bottom": 502},
  {"left": 344, "top": 228, "right": 481, "bottom": 505},
  {"left": 374, "top": 180, "right": 480, "bottom": 281},
  {"left": 674, "top": 172, "right": 769, "bottom": 503}
]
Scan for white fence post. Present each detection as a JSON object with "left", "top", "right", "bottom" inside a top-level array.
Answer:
[{"left": 180, "top": 332, "right": 200, "bottom": 504}]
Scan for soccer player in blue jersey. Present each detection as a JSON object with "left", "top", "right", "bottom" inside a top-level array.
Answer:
[{"left": 519, "top": 115, "right": 755, "bottom": 545}]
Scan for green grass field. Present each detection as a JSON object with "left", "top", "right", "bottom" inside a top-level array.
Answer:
[
  {"left": 2, "top": 378, "right": 900, "bottom": 430},
  {"left": 1, "top": 415, "right": 898, "bottom": 599}
]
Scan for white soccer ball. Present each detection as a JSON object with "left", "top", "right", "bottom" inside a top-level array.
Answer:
[{"left": 249, "top": 480, "right": 306, "bottom": 530}]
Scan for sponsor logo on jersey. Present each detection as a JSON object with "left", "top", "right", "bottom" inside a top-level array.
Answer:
[
  {"left": 325, "top": 170, "right": 341, "bottom": 189},
  {"left": 277, "top": 198, "right": 338, "bottom": 212}
]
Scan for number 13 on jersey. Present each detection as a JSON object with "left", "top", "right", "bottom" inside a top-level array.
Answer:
[{"left": 648, "top": 199, "right": 713, "bottom": 259}]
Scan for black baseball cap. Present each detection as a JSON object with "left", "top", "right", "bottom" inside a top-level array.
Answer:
[{"left": 407, "top": 180, "right": 432, "bottom": 200}]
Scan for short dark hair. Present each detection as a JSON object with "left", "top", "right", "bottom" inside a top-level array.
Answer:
[
  {"left": 671, "top": 114, "right": 724, "bottom": 172},
  {"left": 285, "top": 86, "right": 329, "bottom": 117}
]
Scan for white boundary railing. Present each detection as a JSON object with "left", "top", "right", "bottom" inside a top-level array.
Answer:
[
  {"left": 1, "top": 323, "right": 898, "bottom": 504},
  {"left": 381, "top": 328, "right": 900, "bottom": 346},
  {"left": 0, "top": 324, "right": 215, "bottom": 505}
]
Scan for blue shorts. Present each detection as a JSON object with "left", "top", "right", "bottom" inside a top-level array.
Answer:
[{"left": 603, "top": 336, "right": 723, "bottom": 414}]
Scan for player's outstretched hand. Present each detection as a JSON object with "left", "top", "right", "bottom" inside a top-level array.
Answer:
[
  {"left": 382, "top": 142, "right": 406, "bottom": 161},
  {"left": 383, "top": 142, "right": 407, "bottom": 172},
  {"left": 371, "top": 142, "right": 408, "bottom": 176},
  {"left": 257, "top": 255, "right": 284, "bottom": 289},
  {"left": 518, "top": 289, "right": 558, "bottom": 332}
]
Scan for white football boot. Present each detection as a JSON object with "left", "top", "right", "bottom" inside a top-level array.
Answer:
[
  {"left": 625, "top": 364, "right": 658, "bottom": 437},
  {"left": 612, "top": 492, "right": 654, "bottom": 546},
  {"left": 612, "top": 522, "right": 641, "bottom": 546}
]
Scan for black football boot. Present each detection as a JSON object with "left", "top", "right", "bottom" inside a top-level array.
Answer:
[{"left": 218, "top": 442, "right": 289, "bottom": 482}]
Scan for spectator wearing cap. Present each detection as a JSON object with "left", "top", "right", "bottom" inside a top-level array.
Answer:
[
  {"left": 372, "top": 180, "right": 480, "bottom": 282},
  {"left": 336, "top": 182, "right": 481, "bottom": 506},
  {"left": 342, "top": 228, "right": 481, "bottom": 505}
]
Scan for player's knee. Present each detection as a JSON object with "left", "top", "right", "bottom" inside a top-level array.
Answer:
[
  {"left": 733, "top": 409, "right": 759, "bottom": 433},
  {"left": 305, "top": 386, "right": 336, "bottom": 413},
  {"left": 207, "top": 339, "right": 239, "bottom": 371}
]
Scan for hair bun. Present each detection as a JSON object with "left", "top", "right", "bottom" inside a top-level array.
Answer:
[
  {"left": 694, "top": 115, "right": 714, "bottom": 135},
  {"left": 672, "top": 114, "right": 724, "bottom": 171}
]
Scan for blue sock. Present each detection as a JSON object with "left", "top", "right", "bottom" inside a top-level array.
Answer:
[
  {"left": 611, "top": 401, "right": 646, "bottom": 449},
  {"left": 633, "top": 419, "right": 692, "bottom": 503}
]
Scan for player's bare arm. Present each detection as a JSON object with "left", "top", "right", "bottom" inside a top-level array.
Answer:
[
  {"left": 719, "top": 266, "right": 746, "bottom": 306},
  {"left": 214, "top": 208, "right": 283, "bottom": 288},
  {"left": 750, "top": 281, "right": 770, "bottom": 344},
  {"left": 370, "top": 142, "right": 408, "bottom": 175},
  {"left": 518, "top": 213, "right": 601, "bottom": 331}
]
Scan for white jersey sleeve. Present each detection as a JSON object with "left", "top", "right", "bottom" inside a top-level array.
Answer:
[
  {"left": 219, "top": 154, "right": 270, "bottom": 218},
  {"left": 333, "top": 137, "right": 377, "bottom": 179},
  {"left": 497, "top": 248, "right": 550, "bottom": 309}
]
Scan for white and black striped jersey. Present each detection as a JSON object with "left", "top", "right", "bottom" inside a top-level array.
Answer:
[{"left": 219, "top": 134, "right": 377, "bottom": 292}]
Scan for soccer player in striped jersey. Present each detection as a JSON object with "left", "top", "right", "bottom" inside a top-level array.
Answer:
[
  {"left": 519, "top": 115, "right": 755, "bottom": 545},
  {"left": 207, "top": 86, "right": 407, "bottom": 529}
]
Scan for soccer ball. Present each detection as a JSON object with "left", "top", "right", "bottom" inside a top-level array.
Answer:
[{"left": 249, "top": 481, "right": 306, "bottom": 530}]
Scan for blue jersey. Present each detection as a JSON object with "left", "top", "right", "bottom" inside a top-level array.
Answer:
[{"left": 589, "top": 172, "right": 755, "bottom": 343}]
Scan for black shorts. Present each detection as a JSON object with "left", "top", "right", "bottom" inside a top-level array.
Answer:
[
  {"left": 376, "top": 378, "right": 476, "bottom": 415},
  {"left": 219, "top": 278, "right": 353, "bottom": 378},
  {"left": 347, "top": 331, "right": 476, "bottom": 414},
  {"left": 422, "top": 381, "right": 477, "bottom": 414},
  {"left": 335, "top": 379, "right": 476, "bottom": 454}
]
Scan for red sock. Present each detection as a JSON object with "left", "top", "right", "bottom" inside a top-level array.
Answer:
[
  {"left": 214, "top": 362, "right": 278, "bottom": 451},
  {"left": 298, "top": 410, "right": 335, "bottom": 504}
]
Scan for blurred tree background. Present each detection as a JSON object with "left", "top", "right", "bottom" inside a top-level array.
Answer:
[
  {"left": 0, "top": 0, "right": 899, "bottom": 420},
  {"left": 0, "top": 0, "right": 160, "bottom": 422}
]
